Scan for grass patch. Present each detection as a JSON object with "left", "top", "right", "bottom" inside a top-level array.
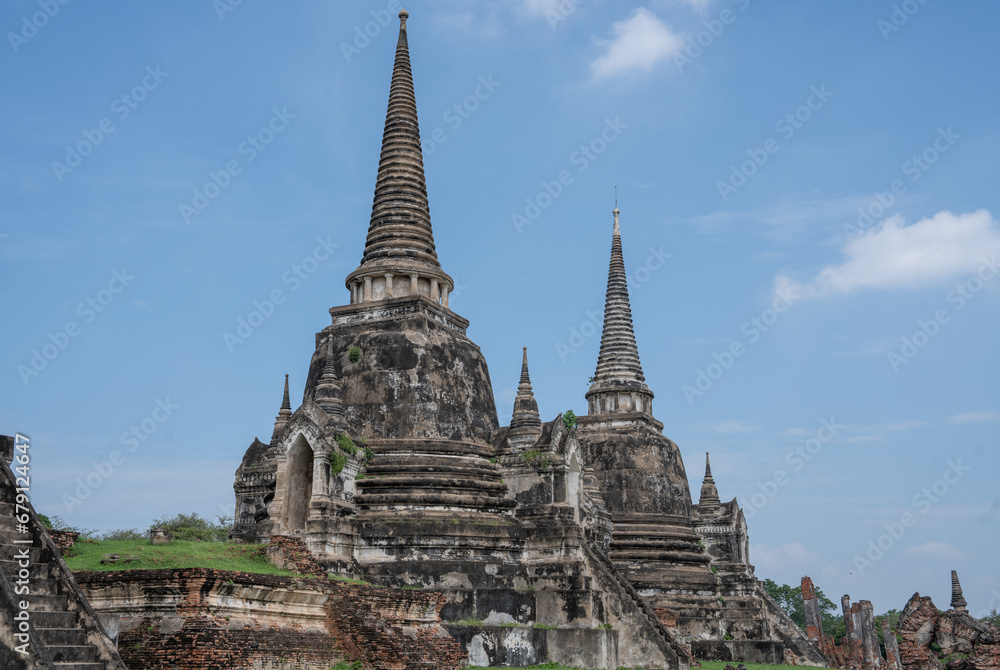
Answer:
[
  {"left": 699, "top": 664, "right": 845, "bottom": 670},
  {"left": 63, "top": 540, "right": 302, "bottom": 576}
]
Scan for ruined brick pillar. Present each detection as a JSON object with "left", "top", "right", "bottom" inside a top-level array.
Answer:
[
  {"left": 802, "top": 576, "right": 823, "bottom": 641},
  {"left": 842, "top": 595, "right": 858, "bottom": 668},
  {"left": 881, "top": 617, "right": 901, "bottom": 670},
  {"left": 851, "top": 602, "right": 866, "bottom": 669},
  {"left": 859, "top": 600, "right": 883, "bottom": 668}
]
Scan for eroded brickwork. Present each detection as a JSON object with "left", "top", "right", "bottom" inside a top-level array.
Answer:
[
  {"left": 48, "top": 529, "right": 79, "bottom": 551},
  {"left": 266, "top": 535, "right": 327, "bottom": 577},
  {"left": 76, "top": 568, "right": 465, "bottom": 670}
]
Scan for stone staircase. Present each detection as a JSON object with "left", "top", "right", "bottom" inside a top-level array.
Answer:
[
  {"left": 582, "top": 540, "right": 692, "bottom": 670},
  {"left": 0, "top": 455, "right": 127, "bottom": 669}
]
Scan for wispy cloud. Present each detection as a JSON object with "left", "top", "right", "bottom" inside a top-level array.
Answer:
[
  {"left": 886, "top": 420, "right": 929, "bottom": 432},
  {"left": 775, "top": 210, "right": 1000, "bottom": 301},
  {"left": 698, "top": 420, "right": 760, "bottom": 434},
  {"left": 903, "top": 541, "right": 967, "bottom": 560},
  {"left": 590, "top": 8, "right": 683, "bottom": 80},
  {"left": 949, "top": 410, "right": 999, "bottom": 424}
]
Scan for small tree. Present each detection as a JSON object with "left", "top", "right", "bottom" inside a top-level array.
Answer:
[
  {"left": 762, "top": 579, "right": 842, "bottom": 642},
  {"left": 148, "top": 513, "right": 231, "bottom": 542},
  {"left": 563, "top": 410, "right": 578, "bottom": 429}
]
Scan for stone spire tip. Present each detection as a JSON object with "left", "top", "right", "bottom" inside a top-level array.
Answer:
[
  {"left": 699, "top": 451, "right": 721, "bottom": 510},
  {"left": 280, "top": 373, "right": 291, "bottom": 411},
  {"left": 510, "top": 346, "right": 541, "bottom": 443},
  {"left": 586, "top": 202, "right": 651, "bottom": 417},
  {"left": 951, "top": 570, "right": 968, "bottom": 611},
  {"left": 346, "top": 2, "right": 454, "bottom": 305}
]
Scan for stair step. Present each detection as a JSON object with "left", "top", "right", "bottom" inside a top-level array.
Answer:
[
  {"left": 52, "top": 664, "right": 106, "bottom": 670},
  {"left": 22, "top": 578, "right": 64, "bottom": 596},
  {"left": 32, "top": 611, "right": 79, "bottom": 628},
  {"left": 0, "top": 545, "right": 44, "bottom": 562},
  {"left": 0, "top": 529, "right": 41, "bottom": 545},
  {"left": 28, "top": 593, "right": 70, "bottom": 612},
  {"left": 47, "top": 645, "right": 100, "bottom": 663},
  {"left": 36, "top": 627, "right": 89, "bottom": 646},
  {"left": 0, "top": 559, "right": 53, "bottom": 579},
  {"left": 0, "top": 515, "right": 21, "bottom": 530}
]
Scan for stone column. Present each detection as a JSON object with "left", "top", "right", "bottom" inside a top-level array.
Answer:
[
  {"left": 868, "top": 601, "right": 885, "bottom": 668},
  {"left": 410, "top": 274, "right": 418, "bottom": 296},
  {"left": 851, "top": 602, "right": 865, "bottom": 669},
  {"left": 881, "top": 618, "right": 901, "bottom": 670},
  {"left": 363, "top": 276, "right": 372, "bottom": 302},
  {"left": 802, "top": 576, "right": 823, "bottom": 641},
  {"left": 441, "top": 285, "right": 449, "bottom": 308},
  {"left": 385, "top": 273, "right": 394, "bottom": 298},
  {"left": 859, "top": 600, "right": 881, "bottom": 668},
  {"left": 430, "top": 278, "right": 439, "bottom": 302}
]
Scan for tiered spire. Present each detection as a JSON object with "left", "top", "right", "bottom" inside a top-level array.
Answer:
[
  {"left": 313, "top": 337, "right": 345, "bottom": 421},
  {"left": 345, "top": 10, "right": 454, "bottom": 307},
  {"left": 951, "top": 570, "right": 968, "bottom": 611},
  {"left": 699, "top": 453, "right": 721, "bottom": 511},
  {"left": 271, "top": 374, "right": 292, "bottom": 443},
  {"left": 585, "top": 205, "right": 654, "bottom": 417},
  {"left": 509, "top": 347, "right": 542, "bottom": 446}
]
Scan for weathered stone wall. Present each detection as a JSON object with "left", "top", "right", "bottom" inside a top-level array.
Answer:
[
  {"left": 898, "top": 592, "right": 1000, "bottom": 670},
  {"left": 76, "top": 568, "right": 466, "bottom": 670}
]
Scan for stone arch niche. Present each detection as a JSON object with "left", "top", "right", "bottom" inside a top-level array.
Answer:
[
  {"left": 568, "top": 449, "right": 582, "bottom": 521},
  {"left": 282, "top": 434, "right": 314, "bottom": 534}
]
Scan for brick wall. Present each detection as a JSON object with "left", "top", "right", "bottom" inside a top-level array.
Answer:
[
  {"left": 49, "top": 529, "right": 79, "bottom": 551},
  {"left": 76, "top": 568, "right": 466, "bottom": 670}
]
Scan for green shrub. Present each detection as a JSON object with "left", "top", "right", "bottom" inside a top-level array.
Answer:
[
  {"left": 329, "top": 452, "right": 348, "bottom": 475},
  {"left": 348, "top": 346, "right": 361, "bottom": 363},
  {"left": 147, "top": 513, "right": 232, "bottom": 542},
  {"left": 563, "top": 410, "right": 578, "bottom": 429},
  {"left": 336, "top": 433, "right": 358, "bottom": 455},
  {"left": 38, "top": 514, "right": 53, "bottom": 529},
  {"left": 523, "top": 450, "right": 551, "bottom": 471}
]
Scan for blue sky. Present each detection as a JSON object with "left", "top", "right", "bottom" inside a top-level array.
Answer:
[{"left": 2, "top": 0, "right": 998, "bottom": 617}]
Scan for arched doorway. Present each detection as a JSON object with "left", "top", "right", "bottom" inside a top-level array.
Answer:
[{"left": 283, "top": 435, "right": 314, "bottom": 534}]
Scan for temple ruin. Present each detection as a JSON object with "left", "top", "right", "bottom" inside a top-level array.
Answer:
[{"left": 230, "top": 11, "right": 823, "bottom": 668}]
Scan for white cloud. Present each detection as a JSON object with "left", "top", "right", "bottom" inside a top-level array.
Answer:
[
  {"left": 699, "top": 420, "right": 760, "bottom": 434},
  {"left": 590, "top": 8, "right": 684, "bottom": 80},
  {"left": 949, "top": 410, "right": 999, "bottom": 424},
  {"left": 775, "top": 210, "right": 1000, "bottom": 301},
  {"left": 886, "top": 420, "right": 928, "bottom": 432},
  {"left": 904, "top": 541, "right": 968, "bottom": 560},
  {"left": 751, "top": 542, "right": 819, "bottom": 571}
]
